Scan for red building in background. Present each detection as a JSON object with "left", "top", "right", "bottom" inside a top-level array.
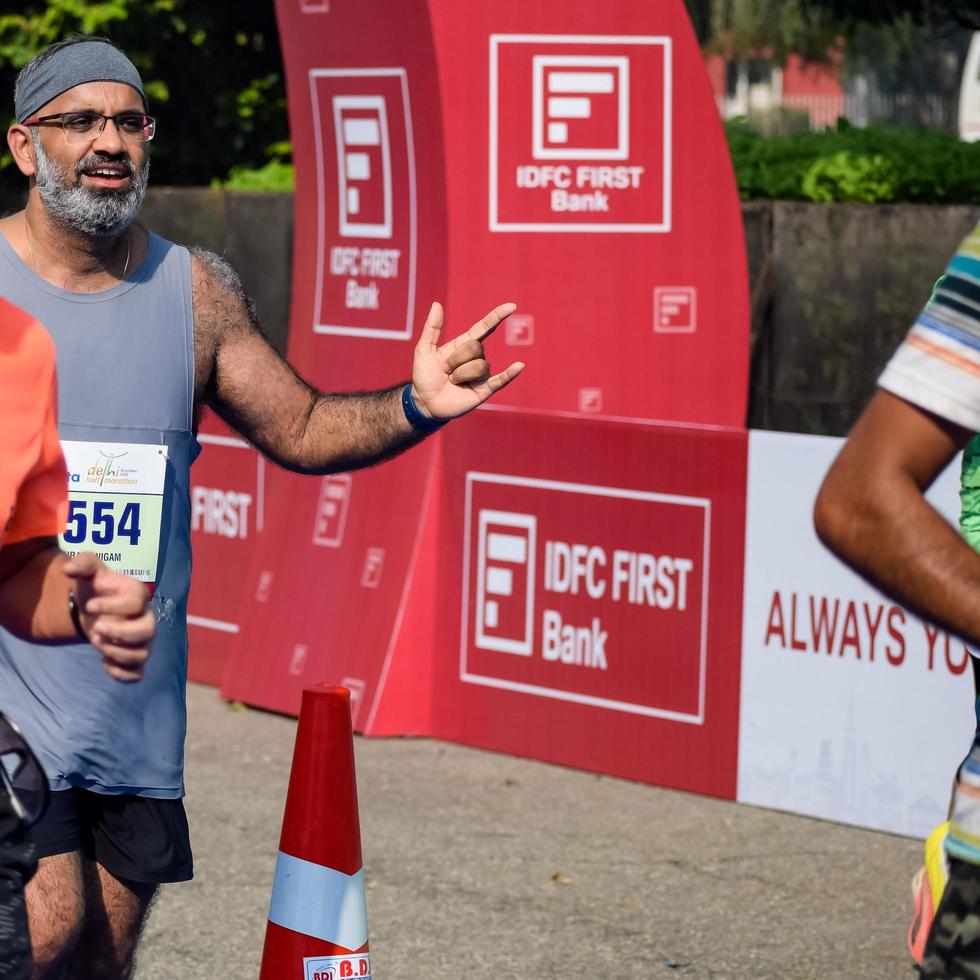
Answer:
[{"left": 704, "top": 51, "right": 846, "bottom": 131}]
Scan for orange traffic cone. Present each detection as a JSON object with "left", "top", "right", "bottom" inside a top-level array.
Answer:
[{"left": 259, "top": 684, "right": 371, "bottom": 980}]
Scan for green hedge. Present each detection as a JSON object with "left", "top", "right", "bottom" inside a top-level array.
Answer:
[
  {"left": 726, "top": 120, "right": 980, "bottom": 204},
  {"left": 218, "top": 159, "right": 295, "bottom": 192}
]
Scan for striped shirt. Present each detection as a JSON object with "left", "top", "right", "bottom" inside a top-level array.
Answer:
[{"left": 879, "top": 221, "right": 980, "bottom": 430}]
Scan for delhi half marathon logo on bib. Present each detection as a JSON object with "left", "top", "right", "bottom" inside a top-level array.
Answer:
[
  {"left": 308, "top": 68, "right": 417, "bottom": 339},
  {"left": 490, "top": 34, "right": 672, "bottom": 233},
  {"left": 71, "top": 450, "right": 137, "bottom": 490},
  {"left": 459, "top": 472, "right": 709, "bottom": 723}
]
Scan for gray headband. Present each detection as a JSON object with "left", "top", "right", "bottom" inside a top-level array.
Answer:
[{"left": 15, "top": 40, "right": 147, "bottom": 123}]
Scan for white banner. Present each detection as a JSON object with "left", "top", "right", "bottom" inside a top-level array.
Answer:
[{"left": 738, "top": 430, "right": 975, "bottom": 838}]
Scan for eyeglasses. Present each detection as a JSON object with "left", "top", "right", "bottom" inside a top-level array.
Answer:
[
  {"left": 23, "top": 111, "right": 156, "bottom": 144},
  {"left": 0, "top": 713, "right": 49, "bottom": 828}
]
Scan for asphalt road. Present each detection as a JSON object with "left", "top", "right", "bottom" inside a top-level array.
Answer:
[{"left": 133, "top": 682, "right": 924, "bottom": 979}]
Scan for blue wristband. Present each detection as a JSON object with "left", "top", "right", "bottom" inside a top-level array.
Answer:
[{"left": 401, "top": 385, "right": 447, "bottom": 434}]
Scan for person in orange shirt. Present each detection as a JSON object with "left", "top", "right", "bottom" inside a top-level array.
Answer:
[
  {"left": 0, "top": 295, "right": 154, "bottom": 671},
  {"left": 0, "top": 294, "right": 155, "bottom": 980}
]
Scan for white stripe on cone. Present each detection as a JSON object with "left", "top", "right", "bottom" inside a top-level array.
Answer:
[{"left": 267, "top": 851, "right": 368, "bottom": 950}]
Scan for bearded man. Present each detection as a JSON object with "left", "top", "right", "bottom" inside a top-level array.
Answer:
[{"left": 0, "top": 34, "right": 523, "bottom": 979}]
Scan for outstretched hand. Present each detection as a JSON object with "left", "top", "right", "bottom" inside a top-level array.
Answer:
[
  {"left": 410, "top": 301, "right": 525, "bottom": 421},
  {"left": 63, "top": 553, "right": 155, "bottom": 682}
]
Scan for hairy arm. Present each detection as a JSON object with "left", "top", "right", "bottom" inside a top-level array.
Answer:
[
  {"left": 192, "top": 250, "right": 523, "bottom": 474},
  {"left": 192, "top": 249, "right": 422, "bottom": 474},
  {"left": 814, "top": 389, "right": 980, "bottom": 643}
]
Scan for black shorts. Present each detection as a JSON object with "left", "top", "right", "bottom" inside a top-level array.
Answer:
[{"left": 24, "top": 788, "right": 193, "bottom": 885}]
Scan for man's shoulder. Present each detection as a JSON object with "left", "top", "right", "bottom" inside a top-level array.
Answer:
[
  {"left": 877, "top": 224, "right": 980, "bottom": 432},
  {"left": 188, "top": 248, "right": 255, "bottom": 326},
  {"left": 188, "top": 246, "right": 240, "bottom": 288}
]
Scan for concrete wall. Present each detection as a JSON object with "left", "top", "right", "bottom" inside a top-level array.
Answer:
[
  {"left": 138, "top": 189, "right": 293, "bottom": 355},
  {"left": 748, "top": 201, "right": 980, "bottom": 434},
  {"left": 118, "top": 190, "right": 978, "bottom": 435}
]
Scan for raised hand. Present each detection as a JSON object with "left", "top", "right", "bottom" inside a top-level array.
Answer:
[
  {"left": 63, "top": 553, "right": 155, "bottom": 682},
  {"left": 410, "top": 301, "right": 525, "bottom": 421}
]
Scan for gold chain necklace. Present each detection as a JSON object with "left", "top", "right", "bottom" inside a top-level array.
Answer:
[{"left": 24, "top": 217, "right": 130, "bottom": 281}]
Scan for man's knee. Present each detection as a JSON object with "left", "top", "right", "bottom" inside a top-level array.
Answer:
[
  {"left": 25, "top": 852, "right": 84, "bottom": 973},
  {"left": 69, "top": 866, "right": 157, "bottom": 980}
]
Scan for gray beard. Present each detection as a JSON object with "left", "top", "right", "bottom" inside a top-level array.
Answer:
[{"left": 31, "top": 132, "right": 149, "bottom": 239}]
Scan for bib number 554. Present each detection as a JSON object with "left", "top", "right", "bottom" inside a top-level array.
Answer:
[{"left": 63, "top": 500, "right": 142, "bottom": 546}]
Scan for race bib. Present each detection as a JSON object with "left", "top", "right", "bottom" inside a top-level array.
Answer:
[{"left": 59, "top": 441, "right": 168, "bottom": 585}]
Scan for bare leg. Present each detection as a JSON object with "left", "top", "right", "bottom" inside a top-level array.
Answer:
[
  {"left": 64, "top": 861, "right": 156, "bottom": 980},
  {"left": 25, "top": 852, "right": 84, "bottom": 979}
]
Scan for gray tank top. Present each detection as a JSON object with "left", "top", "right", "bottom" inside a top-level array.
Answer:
[{"left": 0, "top": 230, "right": 198, "bottom": 797}]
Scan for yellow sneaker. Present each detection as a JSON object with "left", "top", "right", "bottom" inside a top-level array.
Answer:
[{"left": 908, "top": 822, "right": 950, "bottom": 964}]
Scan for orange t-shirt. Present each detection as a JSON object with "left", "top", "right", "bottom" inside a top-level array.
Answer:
[{"left": 0, "top": 297, "right": 68, "bottom": 549}]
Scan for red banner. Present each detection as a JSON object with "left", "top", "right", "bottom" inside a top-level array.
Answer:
[
  {"left": 219, "top": 0, "right": 447, "bottom": 721},
  {"left": 429, "top": 0, "right": 748, "bottom": 424},
  {"left": 278, "top": 0, "right": 447, "bottom": 365},
  {"left": 213, "top": 0, "right": 750, "bottom": 803},
  {"left": 187, "top": 412, "right": 264, "bottom": 685},
  {"left": 219, "top": 451, "right": 439, "bottom": 731},
  {"left": 427, "top": 409, "right": 747, "bottom": 797}
]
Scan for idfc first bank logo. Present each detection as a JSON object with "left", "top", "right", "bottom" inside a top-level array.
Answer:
[
  {"left": 309, "top": 68, "right": 417, "bottom": 339},
  {"left": 460, "top": 472, "right": 709, "bottom": 723},
  {"left": 490, "top": 34, "right": 672, "bottom": 233}
]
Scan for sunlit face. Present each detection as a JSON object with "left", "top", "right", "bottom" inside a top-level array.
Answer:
[{"left": 30, "top": 81, "right": 151, "bottom": 238}]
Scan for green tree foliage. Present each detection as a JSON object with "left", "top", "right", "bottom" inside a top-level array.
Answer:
[
  {"left": 686, "top": 0, "right": 839, "bottom": 62},
  {"left": 727, "top": 120, "right": 980, "bottom": 203},
  {"left": 221, "top": 157, "right": 294, "bottom": 192},
  {"left": 800, "top": 0, "right": 980, "bottom": 32},
  {"left": 684, "top": 0, "right": 979, "bottom": 59},
  {"left": 0, "top": 1, "right": 289, "bottom": 187}
]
